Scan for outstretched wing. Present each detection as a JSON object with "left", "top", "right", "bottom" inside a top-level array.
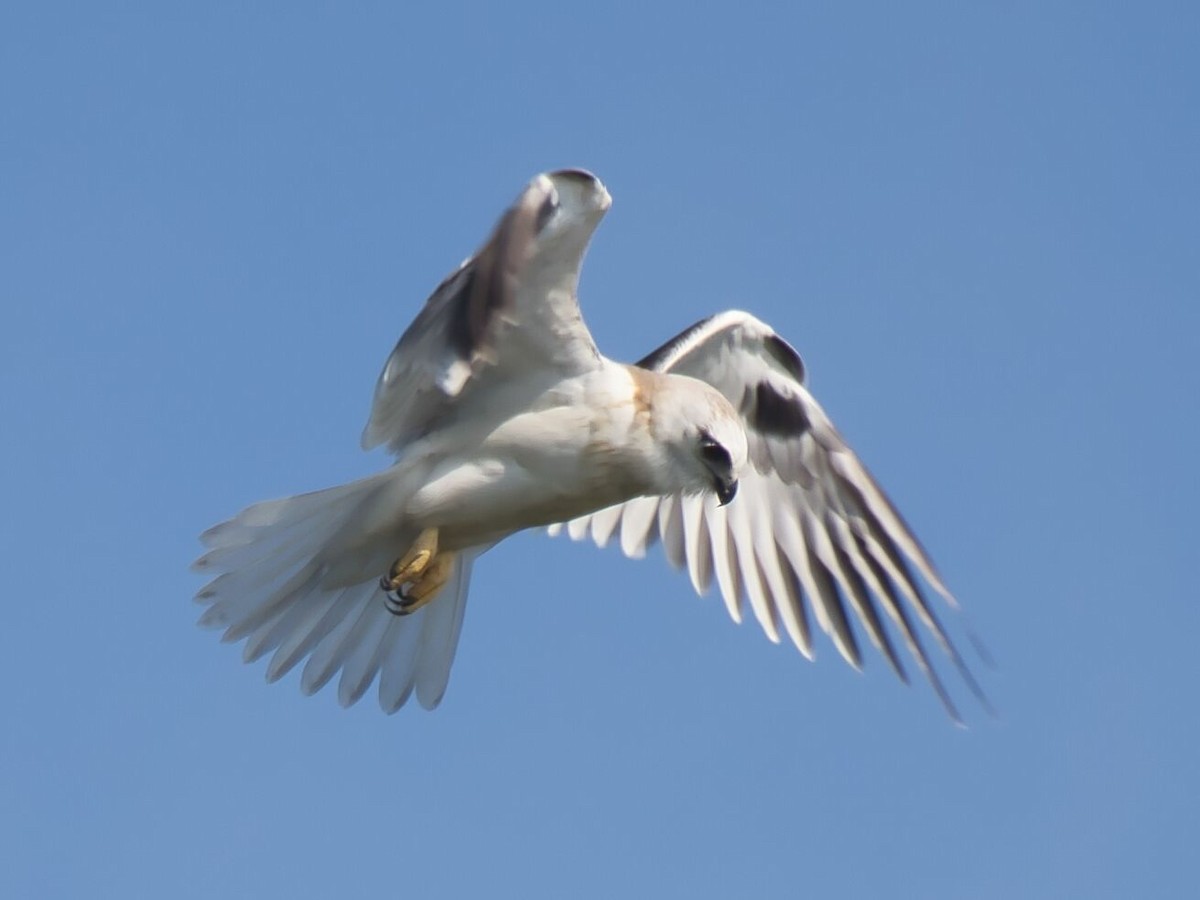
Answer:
[
  {"left": 362, "top": 169, "right": 611, "bottom": 453},
  {"left": 550, "top": 310, "right": 987, "bottom": 722}
]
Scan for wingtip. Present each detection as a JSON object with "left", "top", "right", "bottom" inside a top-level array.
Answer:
[
  {"left": 968, "top": 627, "right": 998, "bottom": 671},
  {"left": 416, "top": 685, "right": 446, "bottom": 711},
  {"left": 379, "top": 686, "right": 415, "bottom": 715}
]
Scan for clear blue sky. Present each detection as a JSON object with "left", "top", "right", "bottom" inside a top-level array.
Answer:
[{"left": 3, "top": 3, "right": 1197, "bottom": 898}]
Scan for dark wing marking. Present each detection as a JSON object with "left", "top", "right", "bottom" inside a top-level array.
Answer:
[{"left": 746, "top": 381, "right": 811, "bottom": 437}]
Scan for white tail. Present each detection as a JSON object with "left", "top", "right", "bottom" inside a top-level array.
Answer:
[{"left": 193, "top": 471, "right": 476, "bottom": 712}]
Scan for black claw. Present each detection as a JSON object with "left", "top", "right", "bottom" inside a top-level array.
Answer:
[
  {"left": 384, "top": 593, "right": 412, "bottom": 616},
  {"left": 381, "top": 579, "right": 415, "bottom": 617}
]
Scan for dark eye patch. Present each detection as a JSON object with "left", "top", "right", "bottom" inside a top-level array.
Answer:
[
  {"left": 535, "top": 193, "right": 559, "bottom": 232},
  {"left": 699, "top": 434, "right": 733, "bottom": 470}
]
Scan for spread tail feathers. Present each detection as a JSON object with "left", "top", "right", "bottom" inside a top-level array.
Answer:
[{"left": 193, "top": 472, "right": 476, "bottom": 712}]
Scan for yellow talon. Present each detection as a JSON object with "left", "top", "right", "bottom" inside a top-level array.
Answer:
[
  {"left": 397, "top": 552, "right": 456, "bottom": 613},
  {"left": 381, "top": 528, "right": 455, "bottom": 616},
  {"left": 384, "top": 527, "right": 439, "bottom": 589}
]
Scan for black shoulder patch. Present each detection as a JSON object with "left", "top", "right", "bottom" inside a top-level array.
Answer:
[
  {"left": 747, "top": 381, "right": 810, "bottom": 437},
  {"left": 635, "top": 315, "right": 717, "bottom": 371},
  {"left": 441, "top": 204, "right": 527, "bottom": 363},
  {"left": 763, "top": 333, "right": 806, "bottom": 383},
  {"left": 444, "top": 265, "right": 482, "bottom": 360}
]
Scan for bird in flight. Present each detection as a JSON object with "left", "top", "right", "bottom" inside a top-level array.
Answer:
[{"left": 194, "top": 169, "right": 986, "bottom": 720}]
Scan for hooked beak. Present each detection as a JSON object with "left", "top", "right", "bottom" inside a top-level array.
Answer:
[{"left": 715, "top": 477, "right": 739, "bottom": 507}]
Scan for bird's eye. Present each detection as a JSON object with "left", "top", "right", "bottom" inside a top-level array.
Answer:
[
  {"left": 698, "top": 434, "right": 732, "bottom": 471},
  {"left": 536, "top": 191, "right": 560, "bottom": 233}
]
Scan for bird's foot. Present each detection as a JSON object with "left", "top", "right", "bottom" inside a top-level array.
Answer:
[
  {"left": 380, "top": 528, "right": 454, "bottom": 615},
  {"left": 385, "top": 527, "right": 440, "bottom": 586}
]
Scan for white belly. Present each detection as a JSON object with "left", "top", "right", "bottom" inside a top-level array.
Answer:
[{"left": 404, "top": 381, "right": 654, "bottom": 550}]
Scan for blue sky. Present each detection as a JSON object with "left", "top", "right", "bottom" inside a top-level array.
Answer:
[{"left": 3, "top": 3, "right": 1197, "bottom": 897}]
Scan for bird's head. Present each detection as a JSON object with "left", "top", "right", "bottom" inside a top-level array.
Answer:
[
  {"left": 653, "top": 375, "right": 748, "bottom": 505},
  {"left": 515, "top": 169, "right": 611, "bottom": 277}
]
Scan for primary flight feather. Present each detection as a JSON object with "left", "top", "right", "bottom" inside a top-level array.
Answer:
[{"left": 194, "top": 169, "right": 983, "bottom": 719}]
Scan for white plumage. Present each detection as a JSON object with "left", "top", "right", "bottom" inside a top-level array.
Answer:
[{"left": 195, "top": 169, "right": 984, "bottom": 720}]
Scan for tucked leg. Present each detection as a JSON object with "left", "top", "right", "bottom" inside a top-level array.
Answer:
[
  {"left": 381, "top": 527, "right": 439, "bottom": 593},
  {"left": 383, "top": 551, "right": 457, "bottom": 616}
]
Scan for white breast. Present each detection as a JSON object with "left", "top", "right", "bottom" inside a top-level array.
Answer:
[{"left": 406, "top": 363, "right": 656, "bottom": 550}]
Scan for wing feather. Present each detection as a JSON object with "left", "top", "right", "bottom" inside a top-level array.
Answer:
[
  {"left": 728, "top": 478, "right": 780, "bottom": 643},
  {"left": 706, "top": 501, "right": 744, "bottom": 625},
  {"left": 619, "top": 496, "right": 660, "bottom": 559},
  {"left": 656, "top": 496, "right": 687, "bottom": 570},
  {"left": 588, "top": 505, "right": 625, "bottom": 549},
  {"left": 767, "top": 538, "right": 814, "bottom": 659},
  {"left": 680, "top": 494, "right": 714, "bottom": 596}
]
